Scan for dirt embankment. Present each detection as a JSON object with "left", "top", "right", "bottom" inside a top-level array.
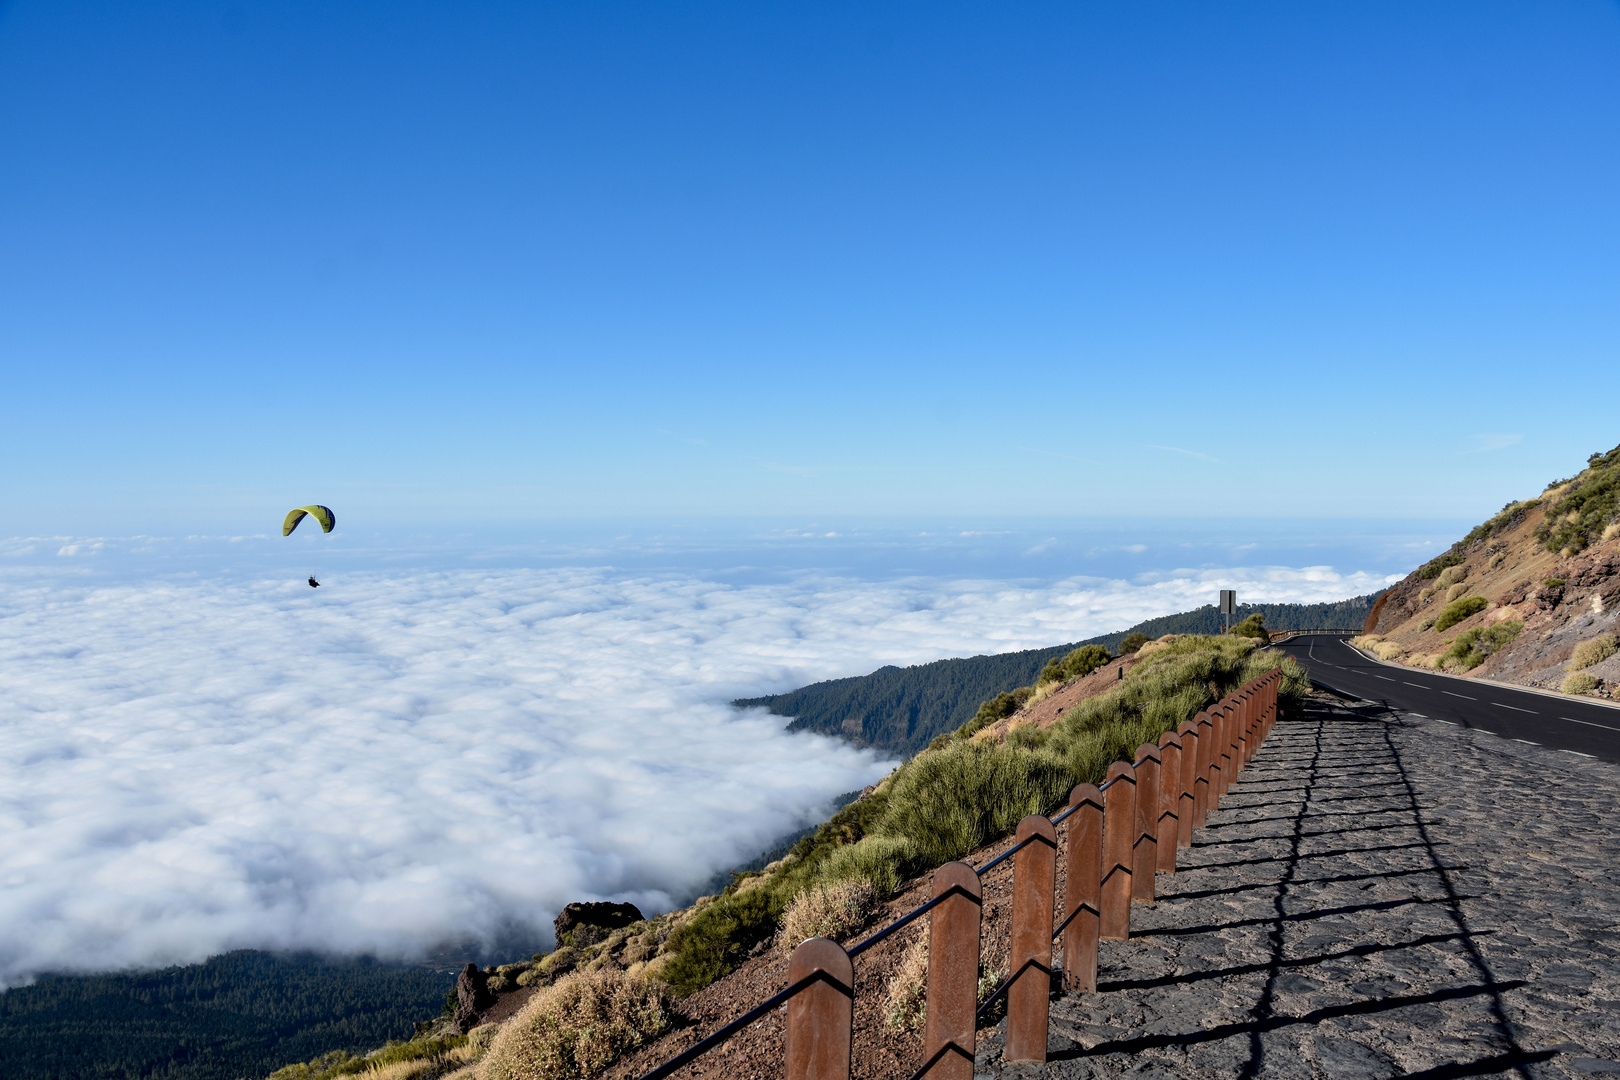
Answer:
[
  {"left": 971, "top": 653, "right": 1146, "bottom": 741},
  {"left": 1363, "top": 498, "right": 1620, "bottom": 696}
]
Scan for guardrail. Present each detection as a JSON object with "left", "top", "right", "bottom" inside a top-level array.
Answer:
[
  {"left": 1268, "top": 628, "right": 1357, "bottom": 642},
  {"left": 635, "top": 669, "right": 1285, "bottom": 1079}
]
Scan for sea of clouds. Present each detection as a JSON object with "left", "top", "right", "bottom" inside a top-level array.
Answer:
[{"left": 0, "top": 545, "right": 1395, "bottom": 987}]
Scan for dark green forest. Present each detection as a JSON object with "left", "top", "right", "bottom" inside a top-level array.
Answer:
[
  {"left": 0, "top": 951, "right": 454, "bottom": 1080},
  {"left": 738, "top": 593, "right": 1380, "bottom": 755}
]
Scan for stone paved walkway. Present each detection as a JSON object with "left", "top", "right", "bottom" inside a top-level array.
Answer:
[{"left": 977, "top": 697, "right": 1620, "bottom": 1079}]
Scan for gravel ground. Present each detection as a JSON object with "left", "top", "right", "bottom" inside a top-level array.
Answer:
[{"left": 977, "top": 696, "right": 1620, "bottom": 1079}]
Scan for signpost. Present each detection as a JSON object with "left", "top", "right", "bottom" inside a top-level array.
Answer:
[{"left": 1219, "top": 590, "right": 1236, "bottom": 635}]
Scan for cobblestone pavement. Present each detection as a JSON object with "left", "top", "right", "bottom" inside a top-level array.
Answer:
[{"left": 977, "top": 696, "right": 1620, "bottom": 1079}]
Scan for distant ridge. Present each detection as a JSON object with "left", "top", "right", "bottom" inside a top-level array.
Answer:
[{"left": 736, "top": 593, "right": 1383, "bottom": 756}]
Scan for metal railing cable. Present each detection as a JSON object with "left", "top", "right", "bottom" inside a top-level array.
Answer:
[{"left": 633, "top": 969, "right": 827, "bottom": 1080}]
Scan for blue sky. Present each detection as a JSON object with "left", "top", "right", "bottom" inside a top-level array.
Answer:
[{"left": 3, "top": 1, "right": 1617, "bottom": 537}]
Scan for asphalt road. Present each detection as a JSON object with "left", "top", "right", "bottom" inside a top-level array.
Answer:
[{"left": 1273, "top": 632, "right": 1620, "bottom": 765}]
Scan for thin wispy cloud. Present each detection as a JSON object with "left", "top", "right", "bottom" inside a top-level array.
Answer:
[
  {"left": 0, "top": 554, "right": 1392, "bottom": 987},
  {"left": 1464, "top": 433, "right": 1523, "bottom": 453}
]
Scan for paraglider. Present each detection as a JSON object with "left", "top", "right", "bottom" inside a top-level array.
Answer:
[
  {"left": 284, "top": 505, "right": 335, "bottom": 588},
  {"left": 282, "top": 505, "right": 336, "bottom": 535}
]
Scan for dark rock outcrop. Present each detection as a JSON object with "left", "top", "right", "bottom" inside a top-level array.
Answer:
[
  {"left": 553, "top": 901, "right": 644, "bottom": 946},
  {"left": 452, "top": 962, "right": 497, "bottom": 1033}
]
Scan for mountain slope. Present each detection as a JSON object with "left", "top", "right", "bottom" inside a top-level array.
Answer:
[
  {"left": 1362, "top": 442, "right": 1620, "bottom": 697},
  {"left": 738, "top": 594, "right": 1382, "bottom": 755}
]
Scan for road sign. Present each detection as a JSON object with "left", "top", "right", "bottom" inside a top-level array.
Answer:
[{"left": 1219, "top": 590, "right": 1236, "bottom": 615}]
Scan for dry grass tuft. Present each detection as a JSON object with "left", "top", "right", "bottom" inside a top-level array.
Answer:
[
  {"left": 1025, "top": 678, "right": 1062, "bottom": 707},
  {"left": 364, "top": 1059, "right": 442, "bottom": 1080},
  {"left": 883, "top": 935, "right": 929, "bottom": 1031},
  {"left": 774, "top": 880, "right": 875, "bottom": 955},
  {"left": 1375, "top": 642, "right": 1405, "bottom": 661},
  {"left": 1444, "top": 582, "right": 1470, "bottom": 602},
  {"left": 479, "top": 970, "right": 674, "bottom": 1080},
  {"left": 1605, "top": 523, "right": 1620, "bottom": 542},
  {"left": 1488, "top": 552, "right": 1507, "bottom": 570},
  {"left": 1436, "top": 565, "right": 1468, "bottom": 589},
  {"left": 1571, "top": 635, "right": 1618, "bottom": 671},
  {"left": 1562, "top": 672, "right": 1600, "bottom": 696}
]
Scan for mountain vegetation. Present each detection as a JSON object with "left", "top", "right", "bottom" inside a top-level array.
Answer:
[
  {"left": 738, "top": 594, "right": 1380, "bottom": 755},
  {"left": 1361, "top": 440, "right": 1620, "bottom": 697},
  {"left": 0, "top": 951, "right": 454, "bottom": 1080}
]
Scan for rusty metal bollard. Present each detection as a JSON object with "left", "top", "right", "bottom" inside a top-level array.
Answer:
[
  {"left": 1212, "top": 703, "right": 1233, "bottom": 803},
  {"left": 920, "top": 862, "right": 982, "bottom": 1080},
  {"left": 1235, "top": 689, "right": 1251, "bottom": 769},
  {"left": 1175, "top": 720, "right": 1198, "bottom": 848},
  {"left": 1060, "top": 784, "right": 1103, "bottom": 993},
  {"left": 1131, "top": 744, "right": 1159, "bottom": 902},
  {"left": 1193, "top": 711, "right": 1214, "bottom": 829},
  {"left": 1267, "top": 671, "right": 1280, "bottom": 737},
  {"left": 1250, "top": 681, "right": 1264, "bottom": 755},
  {"left": 1224, "top": 696, "right": 1237, "bottom": 780},
  {"left": 1005, "top": 815, "right": 1057, "bottom": 1063},
  {"left": 1156, "top": 730, "right": 1181, "bottom": 872},
  {"left": 785, "top": 937, "right": 854, "bottom": 1080},
  {"left": 1100, "top": 760, "right": 1135, "bottom": 939}
]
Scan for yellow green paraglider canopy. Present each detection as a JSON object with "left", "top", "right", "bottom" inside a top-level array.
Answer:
[{"left": 282, "top": 505, "right": 336, "bottom": 536}]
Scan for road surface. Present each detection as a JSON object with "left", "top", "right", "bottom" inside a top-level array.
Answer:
[{"left": 1273, "top": 632, "right": 1620, "bottom": 765}]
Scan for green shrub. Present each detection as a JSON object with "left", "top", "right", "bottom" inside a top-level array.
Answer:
[
  {"left": 1119, "top": 632, "right": 1150, "bottom": 655},
  {"left": 1461, "top": 499, "right": 1540, "bottom": 547},
  {"left": 1228, "top": 613, "right": 1268, "bottom": 640},
  {"left": 1571, "top": 634, "right": 1618, "bottom": 671},
  {"left": 1536, "top": 443, "right": 1620, "bottom": 554},
  {"left": 481, "top": 970, "right": 674, "bottom": 1080},
  {"left": 660, "top": 884, "right": 783, "bottom": 996},
  {"left": 820, "top": 835, "right": 918, "bottom": 895},
  {"left": 869, "top": 740, "right": 1073, "bottom": 869},
  {"left": 1418, "top": 551, "right": 1467, "bottom": 580},
  {"left": 1543, "top": 577, "right": 1565, "bottom": 588},
  {"left": 1562, "top": 672, "right": 1600, "bottom": 695},
  {"left": 1434, "top": 595, "right": 1489, "bottom": 632},
  {"left": 1037, "top": 644, "right": 1113, "bottom": 685},
  {"left": 954, "top": 686, "right": 1033, "bottom": 739},
  {"left": 1440, "top": 621, "right": 1523, "bottom": 671}
]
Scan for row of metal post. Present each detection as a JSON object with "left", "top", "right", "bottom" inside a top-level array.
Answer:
[{"left": 779, "top": 669, "right": 1283, "bottom": 1080}]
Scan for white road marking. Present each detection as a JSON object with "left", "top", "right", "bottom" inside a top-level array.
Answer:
[
  {"left": 1565, "top": 717, "right": 1620, "bottom": 733},
  {"left": 1512, "top": 738, "right": 1540, "bottom": 746},
  {"left": 1442, "top": 691, "right": 1476, "bottom": 701},
  {"left": 1374, "top": 675, "right": 1395, "bottom": 682},
  {"left": 1403, "top": 682, "right": 1427, "bottom": 688},
  {"left": 1491, "top": 702, "right": 1538, "bottom": 714},
  {"left": 1562, "top": 750, "right": 1596, "bottom": 758},
  {"left": 1432, "top": 719, "right": 1457, "bottom": 726}
]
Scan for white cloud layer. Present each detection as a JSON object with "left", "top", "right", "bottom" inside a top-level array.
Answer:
[{"left": 0, "top": 560, "right": 1394, "bottom": 986}]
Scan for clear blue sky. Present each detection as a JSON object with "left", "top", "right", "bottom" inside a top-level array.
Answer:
[{"left": 3, "top": 1, "right": 1617, "bottom": 536}]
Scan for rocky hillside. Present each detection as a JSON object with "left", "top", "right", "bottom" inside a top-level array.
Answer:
[{"left": 1360, "top": 442, "right": 1620, "bottom": 698}]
